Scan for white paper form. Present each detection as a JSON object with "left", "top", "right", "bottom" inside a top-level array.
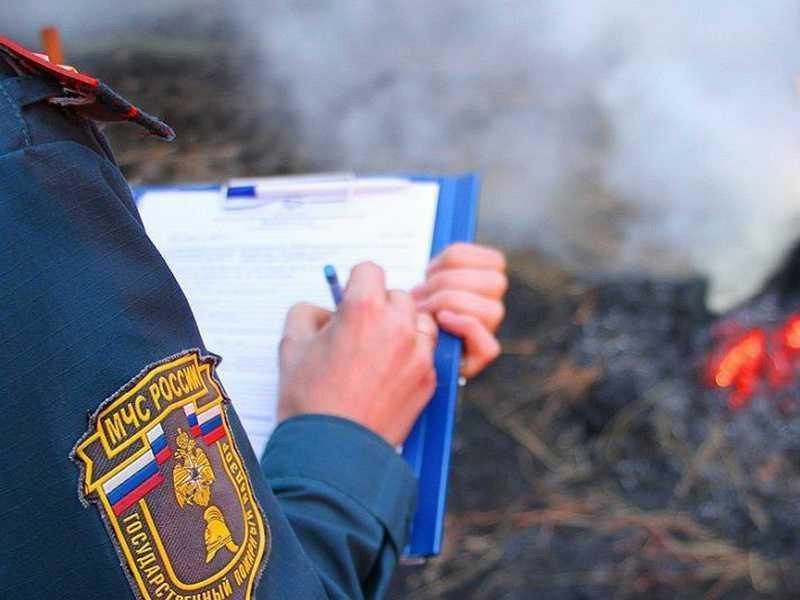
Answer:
[{"left": 138, "top": 179, "right": 440, "bottom": 456}]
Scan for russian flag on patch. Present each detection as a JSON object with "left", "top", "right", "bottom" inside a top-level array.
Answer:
[
  {"left": 198, "top": 404, "right": 226, "bottom": 445},
  {"left": 147, "top": 423, "right": 172, "bottom": 465},
  {"left": 184, "top": 402, "right": 201, "bottom": 437},
  {"left": 102, "top": 450, "right": 164, "bottom": 516}
]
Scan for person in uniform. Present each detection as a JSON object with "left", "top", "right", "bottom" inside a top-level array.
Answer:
[{"left": 0, "top": 38, "right": 507, "bottom": 600}]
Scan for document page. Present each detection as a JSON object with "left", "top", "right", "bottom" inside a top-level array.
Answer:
[{"left": 138, "top": 179, "right": 439, "bottom": 457}]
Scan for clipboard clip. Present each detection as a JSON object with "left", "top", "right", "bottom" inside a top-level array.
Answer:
[{"left": 221, "top": 173, "right": 411, "bottom": 210}]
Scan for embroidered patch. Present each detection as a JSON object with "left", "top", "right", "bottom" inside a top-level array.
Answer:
[{"left": 72, "top": 350, "right": 269, "bottom": 600}]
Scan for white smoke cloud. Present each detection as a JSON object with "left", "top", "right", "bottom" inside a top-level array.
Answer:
[
  {"left": 237, "top": 0, "right": 800, "bottom": 311},
  {"left": 8, "top": 1, "right": 800, "bottom": 310},
  {"left": 554, "top": 2, "right": 800, "bottom": 310}
]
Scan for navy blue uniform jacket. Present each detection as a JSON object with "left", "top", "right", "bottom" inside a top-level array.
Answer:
[{"left": 0, "top": 67, "right": 416, "bottom": 599}]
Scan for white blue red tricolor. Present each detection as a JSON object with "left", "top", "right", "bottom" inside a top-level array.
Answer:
[
  {"left": 102, "top": 448, "right": 165, "bottom": 516},
  {"left": 183, "top": 402, "right": 201, "bottom": 437},
  {"left": 198, "top": 404, "right": 226, "bottom": 445},
  {"left": 146, "top": 423, "right": 172, "bottom": 465},
  {"left": 72, "top": 350, "right": 269, "bottom": 600}
]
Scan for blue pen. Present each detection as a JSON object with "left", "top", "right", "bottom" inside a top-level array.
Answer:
[{"left": 324, "top": 265, "right": 343, "bottom": 306}]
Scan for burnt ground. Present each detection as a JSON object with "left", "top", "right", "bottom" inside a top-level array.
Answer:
[
  {"left": 389, "top": 255, "right": 800, "bottom": 599},
  {"left": 43, "top": 10, "right": 800, "bottom": 598}
]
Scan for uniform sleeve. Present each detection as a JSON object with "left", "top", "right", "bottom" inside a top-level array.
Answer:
[
  {"left": 262, "top": 415, "right": 417, "bottom": 599},
  {"left": 0, "top": 78, "right": 416, "bottom": 599}
]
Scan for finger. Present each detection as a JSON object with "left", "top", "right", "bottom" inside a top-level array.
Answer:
[
  {"left": 411, "top": 268, "right": 508, "bottom": 300},
  {"left": 388, "top": 289, "right": 417, "bottom": 324},
  {"left": 413, "top": 312, "right": 439, "bottom": 393},
  {"left": 427, "top": 243, "right": 507, "bottom": 275},
  {"left": 436, "top": 310, "right": 501, "bottom": 378},
  {"left": 282, "top": 302, "right": 332, "bottom": 339},
  {"left": 417, "top": 289, "right": 505, "bottom": 332},
  {"left": 415, "top": 311, "right": 439, "bottom": 354},
  {"left": 343, "top": 261, "right": 387, "bottom": 307}
]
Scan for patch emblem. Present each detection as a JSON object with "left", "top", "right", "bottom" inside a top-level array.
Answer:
[{"left": 72, "top": 350, "right": 269, "bottom": 600}]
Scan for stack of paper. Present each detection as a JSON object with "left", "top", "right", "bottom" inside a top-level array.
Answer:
[{"left": 138, "top": 177, "right": 440, "bottom": 456}]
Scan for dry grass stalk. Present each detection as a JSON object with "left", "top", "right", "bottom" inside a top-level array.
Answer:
[{"left": 449, "top": 490, "right": 778, "bottom": 596}]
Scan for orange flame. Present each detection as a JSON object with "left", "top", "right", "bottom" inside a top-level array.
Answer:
[
  {"left": 706, "top": 312, "right": 800, "bottom": 411},
  {"left": 782, "top": 314, "right": 800, "bottom": 351}
]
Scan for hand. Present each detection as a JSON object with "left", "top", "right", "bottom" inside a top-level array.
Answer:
[
  {"left": 277, "top": 262, "right": 438, "bottom": 446},
  {"left": 412, "top": 243, "right": 507, "bottom": 379}
]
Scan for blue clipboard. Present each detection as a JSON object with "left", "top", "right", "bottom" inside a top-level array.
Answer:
[
  {"left": 134, "top": 173, "right": 480, "bottom": 558},
  {"left": 401, "top": 173, "right": 479, "bottom": 558}
]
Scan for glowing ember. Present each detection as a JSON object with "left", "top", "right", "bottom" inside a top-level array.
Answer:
[
  {"left": 706, "top": 312, "right": 800, "bottom": 411},
  {"left": 782, "top": 314, "right": 800, "bottom": 351}
]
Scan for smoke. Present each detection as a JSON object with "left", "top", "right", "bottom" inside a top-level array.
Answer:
[
  {"left": 3, "top": 1, "right": 198, "bottom": 44},
  {"left": 7, "top": 1, "right": 800, "bottom": 310},
  {"left": 236, "top": 0, "right": 800, "bottom": 311},
  {"left": 568, "top": 2, "right": 800, "bottom": 311}
]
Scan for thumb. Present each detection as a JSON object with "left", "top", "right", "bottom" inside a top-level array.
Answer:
[
  {"left": 282, "top": 302, "right": 333, "bottom": 340},
  {"left": 280, "top": 303, "right": 333, "bottom": 368}
]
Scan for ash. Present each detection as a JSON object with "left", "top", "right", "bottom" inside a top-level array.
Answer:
[
  {"left": 59, "top": 12, "right": 800, "bottom": 599},
  {"left": 392, "top": 253, "right": 800, "bottom": 599}
]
